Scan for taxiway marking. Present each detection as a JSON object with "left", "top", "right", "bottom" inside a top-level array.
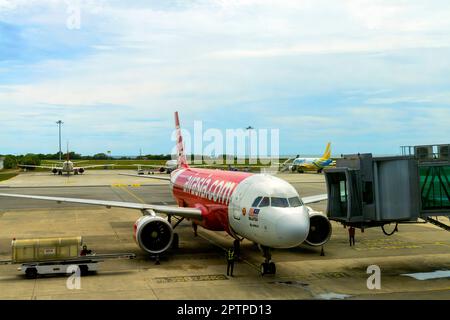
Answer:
[{"left": 119, "top": 186, "right": 146, "bottom": 204}]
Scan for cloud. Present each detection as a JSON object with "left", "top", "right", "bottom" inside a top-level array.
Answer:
[{"left": 0, "top": 1, "right": 449, "bottom": 155}]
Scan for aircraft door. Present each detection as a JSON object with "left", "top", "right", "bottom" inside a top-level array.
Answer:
[{"left": 231, "top": 179, "right": 252, "bottom": 220}]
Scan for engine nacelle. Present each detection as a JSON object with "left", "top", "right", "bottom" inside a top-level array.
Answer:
[
  {"left": 133, "top": 215, "right": 173, "bottom": 254},
  {"left": 52, "top": 168, "right": 58, "bottom": 174},
  {"left": 78, "top": 168, "right": 84, "bottom": 174},
  {"left": 305, "top": 207, "right": 332, "bottom": 246}
]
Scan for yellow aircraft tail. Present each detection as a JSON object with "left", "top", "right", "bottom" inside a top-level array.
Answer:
[{"left": 320, "top": 142, "right": 331, "bottom": 160}]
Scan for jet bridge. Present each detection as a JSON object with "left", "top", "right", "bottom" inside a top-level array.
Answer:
[{"left": 324, "top": 144, "right": 450, "bottom": 232}]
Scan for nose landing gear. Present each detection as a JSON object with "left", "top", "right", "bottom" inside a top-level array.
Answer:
[{"left": 260, "top": 246, "right": 276, "bottom": 275}]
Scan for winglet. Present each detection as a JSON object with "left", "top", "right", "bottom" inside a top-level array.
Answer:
[{"left": 174, "top": 111, "right": 189, "bottom": 168}]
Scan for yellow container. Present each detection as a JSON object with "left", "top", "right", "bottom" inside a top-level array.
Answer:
[{"left": 11, "top": 237, "right": 82, "bottom": 263}]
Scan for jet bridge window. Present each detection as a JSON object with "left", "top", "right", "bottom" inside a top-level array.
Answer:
[
  {"left": 420, "top": 165, "right": 450, "bottom": 210},
  {"left": 271, "top": 197, "right": 289, "bottom": 208},
  {"left": 340, "top": 180, "right": 347, "bottom": 203},
  {"left": 258, "top": 197, "right": 270, "bottom": 207},
  {"left": 251, "top": 197, "right": 262, "bottom": 207},
  {"left": 288, "top": 197, "right": 303, "bottom": 207}
]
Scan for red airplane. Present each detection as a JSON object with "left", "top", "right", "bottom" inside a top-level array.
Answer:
[{"left": 0, "top": 112, "right": 330, "bottom": 275}]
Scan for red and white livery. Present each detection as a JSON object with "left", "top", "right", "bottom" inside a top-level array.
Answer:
[{"left": 0, "top": 112, "right": 330, "bottom": 275}]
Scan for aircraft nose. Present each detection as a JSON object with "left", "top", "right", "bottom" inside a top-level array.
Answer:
[{"left": 276, "top": 209, "right": 310, "bottom": 248}]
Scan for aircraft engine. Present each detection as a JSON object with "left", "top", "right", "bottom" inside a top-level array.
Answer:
[
  {"left": 78, "top": 168, "right": 84, "bottom": 174},
  {"left": 304, "top": 207, "right": 332, "bottom": 246},
  {"left": 133, "top": 215, "right": 173, "bottom": 254},
  {"left": 52, "top": 168, "right": 58, "bottom": 174}
]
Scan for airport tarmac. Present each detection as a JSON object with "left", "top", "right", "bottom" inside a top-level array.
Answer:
[
  {"left": 0, "top": 170, "right": 449, "bottom": 300},
  {"left": 0, "top": 170, "right": 169, "bottom": 188}
]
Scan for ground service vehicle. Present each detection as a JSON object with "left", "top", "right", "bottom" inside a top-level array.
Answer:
[{"left": 1, "top": 236, "right": 135, "bottom": 279}]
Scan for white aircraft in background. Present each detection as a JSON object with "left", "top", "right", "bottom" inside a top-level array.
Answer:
[
  {"left": 0, "top": 112, "right": 330, "bottom": 275},
  {"left": 132, "top": 159, "right": 223, "bottom": 175},
  {"left": 19, "top": 148, "right": 114, "bottom": 176},
  {"left": 132, "top": 160, "right": 178, "bottom": 175}
]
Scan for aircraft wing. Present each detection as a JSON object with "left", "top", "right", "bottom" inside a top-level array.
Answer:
[
  {"left": 18, "top": 165, "right": 60, "bottom": 170},
  {"left": 0, "top": 193, "right": 202, "bottom": 220},
  {"left": 77, "top": 164, "right": 115, "bottom": 169},
  {"left": 132, "top": 164, "right": 164, "bottom": 168},
  {"left": 302, "top": 194, "right": 328, "bottom": 204},
  {"left": 132, "top": 164, "right": 209, "bottom": 168},
  {"left": 119, "top": 173, "right": 171, "bottom": 181}
]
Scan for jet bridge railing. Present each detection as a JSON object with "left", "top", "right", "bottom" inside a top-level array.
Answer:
[{"left": 401, "top": 144, "right": 450, "bottom": 162}]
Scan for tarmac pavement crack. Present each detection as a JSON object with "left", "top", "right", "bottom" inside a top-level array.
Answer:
[
  {"left": 109, "top": 187, "right": 133, "bottom": 242},
  {"left": 30, "top": 278, "right": 37, "bottom": 300},
  {"left": 110, "top": 185, "right": 130, "bottom": 203}
]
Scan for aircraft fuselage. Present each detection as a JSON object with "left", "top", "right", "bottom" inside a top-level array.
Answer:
[{"left": 170, "top": 167, "right": 310, "bottom": 248}]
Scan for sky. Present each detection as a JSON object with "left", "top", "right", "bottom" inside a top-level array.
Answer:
[{"left": 0, "top": 0, "right": 450, "bottom": 157}]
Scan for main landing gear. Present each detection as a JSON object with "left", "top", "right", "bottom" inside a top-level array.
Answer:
[
  {"left": 260, "top": 245, "right": 276, "bottom": 275},
  {"left": 168, "top": 215, "right": 183, "bottom": 250},
  {"left": 172, "top": 233, "right": 179, "bottom": 249}
]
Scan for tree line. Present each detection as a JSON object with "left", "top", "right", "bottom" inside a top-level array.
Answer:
[
  {"left": 1, "top": 153, "right": 248, "bottom": 170},
  {"left": 0, "top": 153, "right": 173, "bottom": 169}
]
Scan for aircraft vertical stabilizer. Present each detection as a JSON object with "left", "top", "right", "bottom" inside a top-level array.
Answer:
[
  {"left": 174, "top": 111, "right": 189, "bottom": 169},
  {"left": 320, "top": 142, "right": 331, "bottom": 160}
]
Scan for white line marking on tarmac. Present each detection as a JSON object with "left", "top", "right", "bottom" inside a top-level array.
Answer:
[{"left": 401, "top": 270, "right": 450, "bottom": 280}]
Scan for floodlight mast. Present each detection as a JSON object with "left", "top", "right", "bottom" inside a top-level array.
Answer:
[{"left": 56, "top": 120, "right": 63, "bottom": 161}]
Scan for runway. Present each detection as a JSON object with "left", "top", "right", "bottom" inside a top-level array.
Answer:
[{"left": 0, "top": 171, "right": 448, "bottom": 299}]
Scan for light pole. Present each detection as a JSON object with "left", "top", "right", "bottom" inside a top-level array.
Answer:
[
  {"left": 56, "top": 120, "right": 63, "bottom": 161},
  {"left": 246, "top": 126, "right": 254, "bottom": 165}
]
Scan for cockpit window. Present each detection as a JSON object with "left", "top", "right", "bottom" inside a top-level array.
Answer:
[
  {"left": 252, "top": 197, "right": 262, "bottom": 207},
  {"left": 271, "top": 197, "right": 289, "bottom": 208},
  {"left": 258, "top": 197, "right": 270, "bottom": 207},
  {"left": 288, "top": 196, "right": 303, "bottom": 207}
]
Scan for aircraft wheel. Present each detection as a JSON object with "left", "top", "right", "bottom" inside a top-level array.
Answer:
[
  {"left": 269, "top": 262, "right": 276, "bottom": 274},
  {"left": 25, "top": 268, "right": 38, "bottom": 279},
  {"left": 260, "top": 263, "right": 267, "bottom": 275},
  {"left": 79, "top": 265, "right": 88, "bottom": 276},
  {"left": 171, "top": 233, "right": 179, "bottom": 249}
]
